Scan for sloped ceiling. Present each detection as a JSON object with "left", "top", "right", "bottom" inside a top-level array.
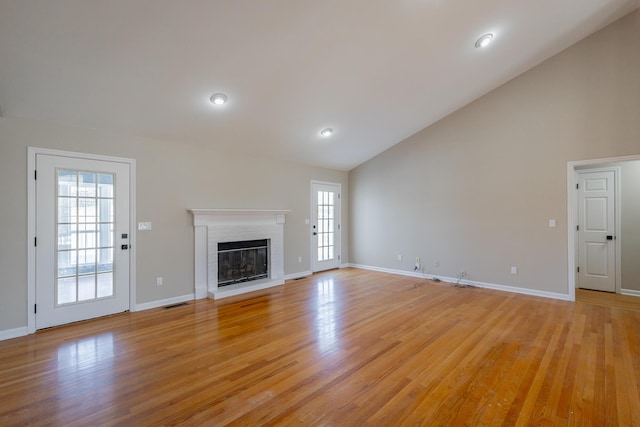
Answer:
[{"left": 0, "top": 0, "right": 638, "bottom": 170}]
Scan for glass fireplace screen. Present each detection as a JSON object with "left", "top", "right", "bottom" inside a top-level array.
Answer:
[{"left": 218, "top": 239, "right": 269, "bottom": 287}]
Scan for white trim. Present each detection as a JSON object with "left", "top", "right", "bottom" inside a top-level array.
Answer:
[
  {"left": 284, "top": 271, "right": 312, "bottom": 280},
  {"left": 621, "top": 289, "right": 640, "bottom": 297},
  {"left": 193, "top": 225, "right": 208, "bottom": 299},
  {"left": 189, "top": 208, "right": 291, "bottom": 216},
  {"left": 27, "top": 147, "right": 137, "bottom": 333},
  {"left": 567, "top": 154, "right": 640, "bottom": 301},
  {"left": 27, "top": 148, "right": 36, "bottom": 334},
  {"left": 349, "top": 264, "right": 570, "bottom": 301},
  {"left": 135, "top": 294, "right": 195, "bottom": 311},
  {"left": 0, "top": 327, "right": 29, "bottom": 342},
  {"left": 348, "top": 263, "right": 427, "bottom": 279}
]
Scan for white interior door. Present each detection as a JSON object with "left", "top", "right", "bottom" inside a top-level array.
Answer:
[
  {"left": 311, "top": 182, "right": 341, "bottom": 272},
  {"left": 577, "top": 170, "right": 616, "bottom": 292},
  {"left": 35, "top": 153, "right": 131, "bottom": 329}
]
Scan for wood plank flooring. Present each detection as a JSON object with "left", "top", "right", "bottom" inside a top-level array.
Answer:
[{"left": 1, "top": 268, "right": 640, "bottom": 426}]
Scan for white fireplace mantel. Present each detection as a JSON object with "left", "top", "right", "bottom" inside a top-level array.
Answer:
[{"left": 188, "top": 209, "right": 291, "bottom": 300}]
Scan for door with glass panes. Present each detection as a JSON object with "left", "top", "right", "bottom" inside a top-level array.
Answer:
[
  {"left": 35, "top": 153, "right": 131, "bottom": 329},
  {"left": 311, "top": 182, "right": 341, "bottom": 272}
]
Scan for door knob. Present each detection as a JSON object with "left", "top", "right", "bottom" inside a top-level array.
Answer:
[{"left": 606, "top": 235, "right": 613, "bottom": 240}]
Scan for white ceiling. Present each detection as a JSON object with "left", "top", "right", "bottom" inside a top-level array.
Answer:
[{"left": 1, "top": 1, "right": 638, "bottom": 171}]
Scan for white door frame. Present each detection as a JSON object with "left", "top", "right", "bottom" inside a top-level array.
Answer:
[
  {"left": 27, "top": 147, "right": 137, "bottom": 334},
  {"left": 310, "top": 180, "right": 342, "bottom": 272},
  {"left": 567, "top": 154, "right": 639, "bottom": 301}
]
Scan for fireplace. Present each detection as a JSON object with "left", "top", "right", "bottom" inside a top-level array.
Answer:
[
  {"left": 189, "top": 209, "right": 290, "bottom": 299},
  {"left": 218, "top": 239, "right": 269, "bottom": 286}
]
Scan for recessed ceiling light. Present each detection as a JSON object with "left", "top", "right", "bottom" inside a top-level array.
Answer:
[
  {"left": 475, "top": 33, "right": 494, "bottom": 48},
  {"left": 320, "top": 128, "right": 333, "bottom": 137},
  {"left": 210, "top": 93, "right": 228, "bottom": 105}
]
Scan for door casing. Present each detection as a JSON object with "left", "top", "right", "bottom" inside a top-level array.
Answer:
[{"left": 27, "top": 147, "right": 137, "bottom": 334}]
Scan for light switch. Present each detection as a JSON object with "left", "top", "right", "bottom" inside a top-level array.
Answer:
[
  {"left": 548, "top": 219, "right": 556, "bottom": 228},
  {"left": 138, "top": 221, "right": 152, "bottom": 231}
]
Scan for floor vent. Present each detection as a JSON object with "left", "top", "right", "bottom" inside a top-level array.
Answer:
[{"left": 164, "top": 302, "right": 188, "bottom": 310}]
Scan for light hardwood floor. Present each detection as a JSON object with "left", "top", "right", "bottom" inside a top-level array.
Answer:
[{"left": 1, "top": 268, "right": 640, "bottom": 426}]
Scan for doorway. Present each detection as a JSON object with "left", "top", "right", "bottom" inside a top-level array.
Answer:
[
  {"left": 311, "top": 181, "right": 341, "bottom": 272},
  {"left": 567, "top": 155, "right": 640, "bottom": 301},
  {"left": 28, "top": 148, "right": 136, "bottom": 332}
]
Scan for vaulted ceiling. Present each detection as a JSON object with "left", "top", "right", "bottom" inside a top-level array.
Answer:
[{"left": 1, "top": 1, "right": 638, "bottom": 170}]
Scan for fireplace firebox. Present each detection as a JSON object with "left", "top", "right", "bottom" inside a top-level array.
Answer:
[{"left": 217, "top": 239, "right": 269, "bottom": 287}]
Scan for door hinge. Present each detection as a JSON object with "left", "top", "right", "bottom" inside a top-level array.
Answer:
[
  {"left": 577, "top": 266, "right": 580, "bottom": 273},
  {"left": 338, "top": 224, "right": 341, "bottom": 230},
  {"left": 338, "top": 193, "right": 341, "bottom": 199},
  {"left": 34, "top": 237, "right": 37, "bottom": 247},
  {"left": 338, "top": 254, "right": 341, "bottom": 260},
  {"left": 34, "top": 170, "right": 37, "bottom": 180},
  {"left": 34, "top": 304, "right": 37, "bottom": 314},
  {"left": 576, "top": 225, "right": 579, "bottom": 231},
  {"left": 576, "top": 183, "right": 579, "bottom": 189}
]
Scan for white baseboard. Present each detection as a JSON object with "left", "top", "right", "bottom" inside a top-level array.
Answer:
[
  {"left": 285, "top": 271, "right": 312, "bottom": 280},
  {"left": 134, "top": 293, "right": 195, "bottom": 311},
  {"left": 2, "top": 295, "right": 197, "bottom": 341},
  {"left": 349, "top": 264, "right": 570, "bottom": 301},
  {"left": 621, "top": 289, "right": 640, "bottom": 297},
  {"left": 348, "top": 263, "right": 432, "bottom": 279},
  {"left": 0, "top": 326, "right": 29, "bottom": 342}
]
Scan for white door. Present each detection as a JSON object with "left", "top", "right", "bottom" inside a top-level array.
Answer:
[
  {"left": 35, "top": 153, "right": 131, "bottom": 329},
  {"left": 577, "top": 170, "right": 616, "bottom": 292},
  {"left": 311, "top": 182, "right": 341, "bottom": 272}
]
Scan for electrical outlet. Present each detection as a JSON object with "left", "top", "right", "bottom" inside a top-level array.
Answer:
[
  {"left": 511, "top": 267, "right": 518, "bottom": 275},
  {"left": 156, "top": 277, "right": 163, "bottom": 286},
  {"left": 434, "top": 260, "right": 439, "bottom": 268},
  {"left": 414, "top": 257, "right": 421, "bottom": 270},
  {"left": 298, "top": 256, "right": 302, "bottom": 263},
  {"left": 397, "top": 254, "right": 402, "bottom": 261}
]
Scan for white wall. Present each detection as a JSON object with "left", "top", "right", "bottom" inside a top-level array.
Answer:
[
  {"left": 0, "top": 117, "right": 348, "bottom": 332},
  {"left": 349, "top": 11, "right": 640, "bottom": 296}
]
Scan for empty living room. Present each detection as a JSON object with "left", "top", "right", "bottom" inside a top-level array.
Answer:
[{"left": 1, "top": 1, "right": 640, "bottom": 425}]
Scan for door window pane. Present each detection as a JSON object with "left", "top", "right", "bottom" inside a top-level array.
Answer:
[
  {"left": 56, "top": 169, "right": 115, "bottom": 306},
  {"left": 97, "top": 273, "right": 114, "bottom": 298},
  {"left": 316, "top": 190, "right": 336, "bottom": 262},
  {"left": 78, "top": 275, "right": 96, "bottom": 301},
  {"left": 58, "top": 277, "right": 77, "bottom": 305}
]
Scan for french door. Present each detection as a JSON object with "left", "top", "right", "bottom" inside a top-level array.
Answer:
[
  {"left": 311, "top": 182, "right": 341, "bottom": 272},
  {"left": 34, "top": 152, "right": 132, "bottom": 329}
]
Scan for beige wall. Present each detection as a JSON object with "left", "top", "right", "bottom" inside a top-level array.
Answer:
[
  {"left": 349, "top": 10, "right": 640, "bottom": 295},
  {"left": 0, "top": 117, "right": 348, "bottom": 331},
  {"left": 621, "top": 161, "right": 640, "bottom": 291}
]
